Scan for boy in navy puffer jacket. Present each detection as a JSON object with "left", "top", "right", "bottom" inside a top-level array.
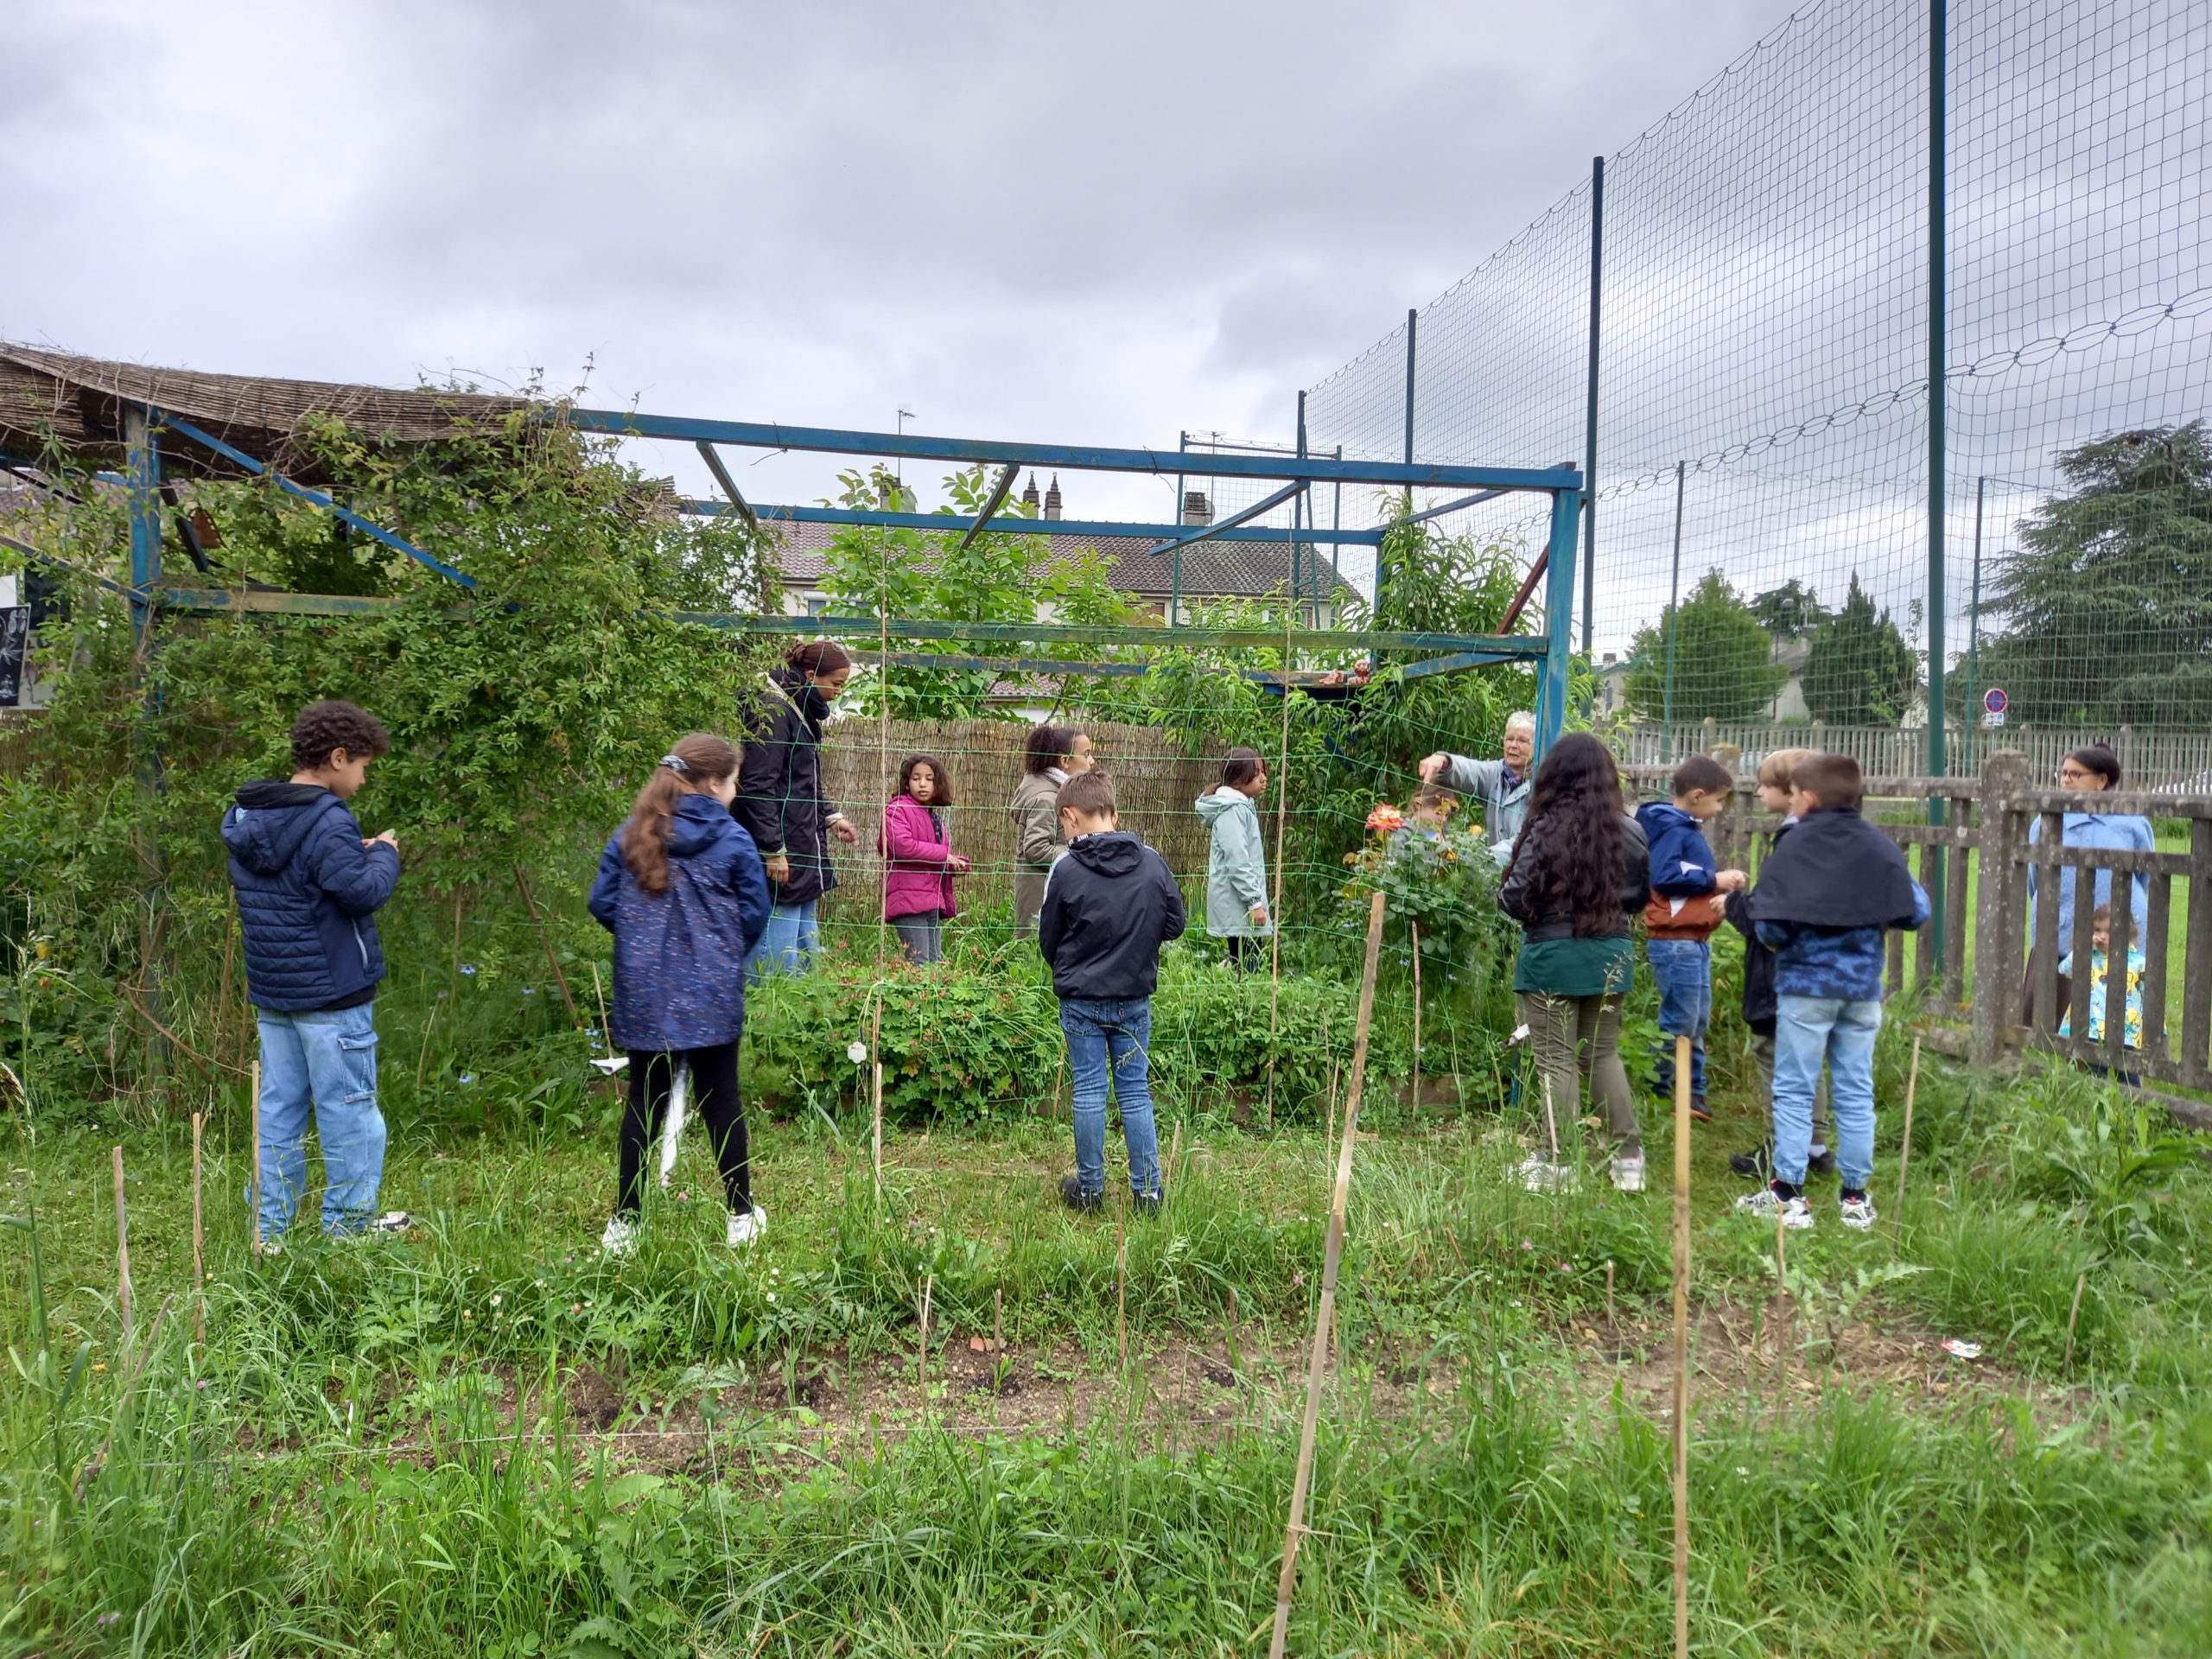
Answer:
[
  {"left": 1632, "top": 755, "right": 1747, "bottom": 1122},
  {"left": 222, "top": 701, "right": 405, "bottom": 1247}
]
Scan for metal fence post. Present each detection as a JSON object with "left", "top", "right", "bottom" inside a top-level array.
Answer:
[
  {"left": 1536, "top": 487, "right": 1582, "bottom": 755},
  {"left": 1924, "top": 0, "right": 1950, "bottom": 961},
  {"left": 1662, "top": 460, "right": 1685, "bottom": 753},
  {"left": 1581, "top": 155, "right": 1605, "bottom": 660}
]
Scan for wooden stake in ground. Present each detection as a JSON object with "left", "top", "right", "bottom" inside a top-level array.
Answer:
[
  {"left": 1893, "top": 1035, "right": 1923, "bottom": 1227},
  {"left": 1166, "top": 1117, "right": 1184, "bottom": 1198},
  {"left": 512, "top": 863, "right": 582, "bottom": 1028},
  {"left": 1116, "top": 1205, "right": 1129, "bottom": 1366},
  {"left": 2063, "top": 1271, "right": 2088, "bottom": 1370},
  {"left": 111, "top": 1145, "right": 134, "bottom": 1348},
  {"left": 869, "top": 999, "right": 886, "bottom": 1203},
  {"left": 1268, "top": 887, "right": 1386, "bottom": 1659},
  {"left": 248, "top": 1058, "right": 263, "bottom": 1258},
  {"left": 918, "top": 1272, "right": 934, "bottom": 1388},
  {"left": 191, "top": 1111, "right": 207, "bottom": 1344},
  {"left": 1410, "top": 920, "right": 1423, "bottom": 1110},
  {"left": 1671, "top": 1033, "right": 1693, "bottom": 1659}
]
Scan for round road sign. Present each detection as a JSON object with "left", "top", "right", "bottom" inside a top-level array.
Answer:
[{"left": 1983, "top": 687, "right": 2008, "bottom": 715}]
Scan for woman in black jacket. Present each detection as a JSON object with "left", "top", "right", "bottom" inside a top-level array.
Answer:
[
  {"left": 1497, "top": 733, "right": 1651, "bottom": 1194},
  {"left": 735, "top": 640, "right": 859, "bottom": 976}
]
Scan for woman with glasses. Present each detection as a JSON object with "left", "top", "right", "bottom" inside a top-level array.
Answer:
[{"left": 2024, "top": 744, "right": 2152, "bottom": 1027}]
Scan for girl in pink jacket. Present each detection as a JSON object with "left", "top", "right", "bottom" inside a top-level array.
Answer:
[{"left": 880, "top": 753, "right": 969, "bottom": 963}]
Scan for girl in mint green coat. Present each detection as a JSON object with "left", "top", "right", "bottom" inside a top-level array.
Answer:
[{"left": 1196, "top": 748, "right": 1272, "bottom": 971}]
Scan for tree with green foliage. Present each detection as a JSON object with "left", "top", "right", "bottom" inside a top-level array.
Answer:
[
  {"left": 1622, "top": 570, "right": 1784, "bottom": 721},
  {"left": 823, "top": 463, "right": 1131, "bottom": 719},
  {"left": 1750, "top": 577, "right": 1827, "bottom": 639},
  {"left": 1969, "top": 423, "right": 2212, "bottom": 727},
  {"left": 1801, "top": 572, "right": 1921, "bottom": 724}
]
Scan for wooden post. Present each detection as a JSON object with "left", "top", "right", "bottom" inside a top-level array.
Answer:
[
  {"left": 190, "top": 1111, "right": 206, "bottom": 1344},
  {"left": 1166, "top": 1117, "right": 1184, "bottom": 1197},
  {"left": 512, "top": 863, "right": 583, "bottom": 1028},
  {"left": 1268, "top": 889, "right": 1386, "bottom": 1659},
  {"left": 1893, "top": 1037, "right": 1923, "bottom": 1227},
  {"left": 1671, "top": 1032, "right": 1692, "bottom": 1659},
  {"left": 112, "top": 1145, "right": 134, "bottom": 1348},
  {"left": 993, "top": 1286, "right": 1004, "bottom": 1353},
  {"left": 1116, "top": 1203, "right": 1129, "bottom": 1366},
  {"left": 869, "top": 999, "right": 885, "bottom": 1203},
  {"left": 918, "top": 1272, "right": 933, "bottom": 1387},
  {"left": 1410, "top": 920, "right": 1423, "bottom": 1109},
  {"left": 1973, "top": 751, "right": 2030, "bottom": 1065},
  {"left": 2063, "top": 1271, "right": 2088, "bottom": 1370},
  {"left": 248, "top": 1058, "right": 263, "bottom": 1257}
]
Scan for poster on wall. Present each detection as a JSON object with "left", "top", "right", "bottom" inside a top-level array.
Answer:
[{"left": 0, "top": 606, "right": 29, "bottom": 706}]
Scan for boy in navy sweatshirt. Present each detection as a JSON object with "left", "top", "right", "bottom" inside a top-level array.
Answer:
[
  {"left": 1632, "top": 756, "right": 1747, "bottom": 1122},
  {"left": 1737, "top": 753, "right": 1928, "bottom": 1231},
  {"left": 1038, "top": 769, "right": 1187, "bottom": 1214}
]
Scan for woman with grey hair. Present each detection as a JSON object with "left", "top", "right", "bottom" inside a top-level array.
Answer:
[{"left": 1419, "top": 711, "right": 1536, "bottom": 857}]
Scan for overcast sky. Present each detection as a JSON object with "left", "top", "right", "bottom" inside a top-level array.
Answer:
[{"left": 6, "top": 0, "right": 1787, "bottom": 525}]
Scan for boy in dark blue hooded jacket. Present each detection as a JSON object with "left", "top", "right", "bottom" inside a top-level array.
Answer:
[
  {"left": 1632, "top": 756, "right": 1747, "bottom": 1122},
  {"left": 222, "top": 701, "right": 406, "bottom": 1247}
]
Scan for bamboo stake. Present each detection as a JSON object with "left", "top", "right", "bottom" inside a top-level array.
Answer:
[
  {"left": 112, "top": 1145, "right": 134, "bottom": 1349},
  {"left": 993, "top": 1286, "right": 1004, "bottom": 1353},
  {"left": 1604, "top": 1258, "right": 1615, "bottom": 1327},
  {"left": 191, "top": 1111, "right": 206, "bottom": 1344},
  {"left": 869, "top": 999, "right": 885, "bottom": 1203},
  {"left": 1671, "top": 1033, "right": 1693, "bottom": 1659},
  {"left": 513, "top": 863, "right": 582, "bottom": 1028},
  {"left": 1116, "top": 1202, "right": 1129, "bottom": 1366},
  {"left": 918, "top": 1272, "right": 934, "bottom": 1387},
  {"left": 1893, "top": 1036, "right": 1923, "bottom": 1227},
  {"left": 1410, "top": 920, "right": 1423, "bottom": 1112},
  {"left": 1262, "top": 532, "right": 1298, "bottom": 1132},
  {"left": 2063, "top": 1271, "right": 2088, "bottom": 1370},
  {"left": 1268, "top": 887, "right": 1386, "bottom": 1659},
  {"left": 248, "top": 1058, "right": 263, "bottom": 1257},
  {"left": 1166, "top": 1117, "right": 1184, "bottom": 1198}
]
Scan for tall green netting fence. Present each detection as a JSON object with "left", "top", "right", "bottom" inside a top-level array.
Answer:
[{"left": 1306, "top": 0, "right": 2212, "bottom": 779}]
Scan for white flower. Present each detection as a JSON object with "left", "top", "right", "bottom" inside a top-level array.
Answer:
[
  {"left": 847, "top": 1041, "right": 868, "bottom": 1064},
  {"left": 490, "top": 1294, "right": 503, "bottom": 1308}
]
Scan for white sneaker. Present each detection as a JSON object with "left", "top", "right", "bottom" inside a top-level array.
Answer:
[
  {"left": 1837, "top": 1193, "right": 1878, "bottom": 1230},
  {"left": 1735, "top": 1186, "right": 1814, "bottom": 1230},
  {"left": 727, "top": 1205, "right": 767, "bottom": 1249},
  {"left": 1517, "top": 1156, "right": 1580, "bottom": 1194},
  {"left": 600, "top": 1216, "right": 639, "bottom": 1256},
  {"left": 1611, "top": 1154, "right": 1646, "bottom": 1193},
  {"left": 371, "top": 1211, "right": 412, "bottom": 1234},
  {"left": 256, "top": 1237, "right": 283, "bottom": 1258}
]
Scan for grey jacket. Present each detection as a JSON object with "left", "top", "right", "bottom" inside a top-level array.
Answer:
[
  {"left": 1439, "top": 754, "right": 1532, "bottom": 849},
  {"left": 1196, "top": 785, "right": 1272, "bottom": 938},
  {"left": 1010, "top": 768, "right": 1069, "bottom": 870}
]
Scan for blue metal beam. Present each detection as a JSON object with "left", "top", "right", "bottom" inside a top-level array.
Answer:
[
  {"left": 123, "top": 408, "right": 162, "bottom": 630},
  {"left": 1402, "top": 486, "right": 1508, "bottom": 526},
  {"left": 693, "top": 441, "right": 760, "bottom": 531},
  {"left": 569, "top": 407, "right": 1581, "bottom": 493},
  {"left": 1141, "top": 479, "right": 1306, "bottom": 559},
  {"left": 677, "top": 499, "right": 1383, "bottom": 546},
  {"left": 957, "top": 462, "right": 1021, "bottom": 552},
  {"left": 1535, "top": 488, "right": 1582, "bottom": 754},
  {"left": 1393, "top": 639, "right": 1554, "bottom": 678},
  {"left": 153, "top": 412, "right": 477, "bottom": 589}
]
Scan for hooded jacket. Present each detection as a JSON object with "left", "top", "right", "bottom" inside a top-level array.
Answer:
[
  {"left": 1436, "top": 753, "right": 1532, "bottom": 849},
  {"left": 880, "top": 793, "right": 959, "bottom": 922},
  {"left": 734, "top": 669, "right": 842, "bottom": 907},
  {"left": 1633, "top": 800, "right": 1728, "bottom": 941},
  {"left": 1195, "top": 785, "right": 1272, "bottom": 938},
  {"left": 1009, "top": 767, "right": 1069, "bottom": 872},
  {"left": 222, "top": 782, "right": 402, "bottom": 1013},
  {"left": 1726, "top": 814, "right": 1798, "bottom": 1033},
  {"left": 1037, "top": 830, "right": 1187, "bottom": 1001},
  {"left": 588, "top": 792, "right": 772, "bottom": 1052}
]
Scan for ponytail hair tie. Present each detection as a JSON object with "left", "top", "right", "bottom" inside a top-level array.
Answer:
[{"left": 660, "top": 753, "right": 690, "bottom": 774}]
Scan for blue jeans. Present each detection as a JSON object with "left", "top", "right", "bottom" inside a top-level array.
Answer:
[
  {"left": 1773, "top": 995, "right": 1880, "bottom": 1190},
  {"left": 253, "top": 1002, "right": 388, "bottom": 1240},
  {"left": 1058, "top": 997, "right": 1161, "bottom": 1199},
  {"left": 1647, "top": 938, "right": 1713, "bottom": 1098},
  {"left": 748, "top": 899, "right": 820, "bottom": 980}
]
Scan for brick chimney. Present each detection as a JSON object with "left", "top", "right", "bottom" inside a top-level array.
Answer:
[
  {"left": 1182, "top": 490, "right": 1212, "bottom": 525},
  {"left": 1044, "top": 475, "right": 1062, "bottom": 520}
]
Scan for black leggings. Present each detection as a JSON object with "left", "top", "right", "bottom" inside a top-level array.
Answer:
[
  {"left": 616, "top": 1042, "right": 751, "bottom": 1217},
  {"left": 1226, "top": 936, "right": 1262, "bottom": 973}
]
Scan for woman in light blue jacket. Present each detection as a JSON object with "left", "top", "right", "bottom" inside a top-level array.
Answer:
[
  {"left": 2025, "top": 743, "right": 2152, "bottom": 1024},
  {"left": 1197, "top": 748, "right": 1272, "bottom": 971}
]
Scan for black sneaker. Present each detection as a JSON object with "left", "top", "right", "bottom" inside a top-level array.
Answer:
[
  {"left": 1133, "top": 1190, "right": 1163, "bottom": 1217},
  {"left": 1058, "top": 1176, "right": 1102, "bottom": 1213},
  {"left": 1688, "top": 1096, "right": 1713, "bottom": 1124},
  {"left": 1808, "top": 1148, "right": 1838, "bottom": 1178},
  {"left": 1728, "top": 1144, "right": 1771, "bottom": 1179}
]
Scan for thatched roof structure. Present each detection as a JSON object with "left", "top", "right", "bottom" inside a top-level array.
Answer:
[{"left": 0, "top": 345, "right": 531, "bottom": 486}]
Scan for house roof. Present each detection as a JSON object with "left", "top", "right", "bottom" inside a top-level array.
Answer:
[
  {"left": 0, "top": 344, "right": 527, "bottom": 485},
  {"left": 764, "top": 517, "right": 1357, "bottom": 605}
]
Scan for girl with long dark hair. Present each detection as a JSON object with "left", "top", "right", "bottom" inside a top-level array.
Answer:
[
  {"left": 1497, "top": 732, "right": 1652, "bottom": 1193},
  {"left": 735, "top": 640, "right": 861, "bottom": 976},
  {"left": 588, "top": 734, "right": 772, "bottom": 1253},
  {"left": 1009, "top": 722, "right": 1095, "bottom": 937}
]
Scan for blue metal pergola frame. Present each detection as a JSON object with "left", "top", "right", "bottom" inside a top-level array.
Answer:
[{"left": 88, "top": 401, "right": 1582, "bottom": 751}]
